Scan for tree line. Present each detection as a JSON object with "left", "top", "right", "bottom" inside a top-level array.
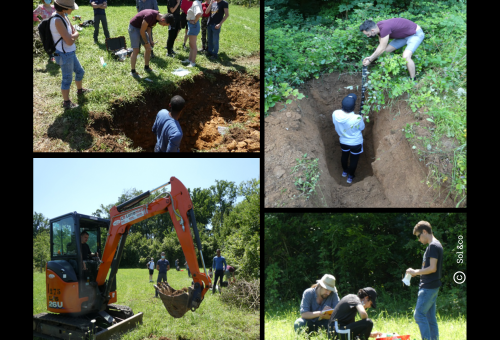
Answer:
[
  {"left": 265, "top": 213, "right": 466, "bottom": 312},
  {"left": 33, "top": 178, "right": 260, "bottom": 280}
]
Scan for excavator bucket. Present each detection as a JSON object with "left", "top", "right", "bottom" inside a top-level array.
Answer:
[{"left": 154, "top": 282, "right": 194, "bottom": 318}]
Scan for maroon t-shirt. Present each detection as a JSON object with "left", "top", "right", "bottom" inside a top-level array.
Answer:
[
  {"left": 377, "top": 18, "right": 417, "bottom": 39},
  {"left": 130, "top": 9, "right": 159, "bottom": 29}
]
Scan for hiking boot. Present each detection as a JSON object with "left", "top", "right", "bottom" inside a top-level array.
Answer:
[
  {"left": 342, "top": 171, "right": 348, "bottom": 177},
  {"left": 62, "top": 100, "right": 78, "bottom": 109},
  {"left": 77, "top": 88, "right": 92, "bottom": 95},
  {"left": 347, "top": 175, "right": 354, "bottom": 184}
]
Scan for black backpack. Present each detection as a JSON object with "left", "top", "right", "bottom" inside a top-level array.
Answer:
[{"left": 38, "top": 14, "right": 67, "bottom": 55}]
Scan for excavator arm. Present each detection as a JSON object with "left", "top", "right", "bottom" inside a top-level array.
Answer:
[{"left": 96, "top": 177, "right": 211, "bottom": 318}]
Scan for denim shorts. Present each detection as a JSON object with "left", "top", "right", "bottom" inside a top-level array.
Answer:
[
  {"left": 187, "top": 20, "right": 200, "bottom": 36},
  {"left": 128, "top": 24, "right": 150, "bottom": 49},
  {"left": 389, "top": 28, "right": 425, "bottom": 53},
  {"left": 53, "top": 50, "right": 85, "bottom": 90}
]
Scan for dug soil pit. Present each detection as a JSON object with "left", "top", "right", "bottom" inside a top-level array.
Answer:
[
  {"left": 88, "top": 71, "right": 260, "bottom": 152},
  {"left": 265, "top": 71, "right": 455, "bottom": 207}
]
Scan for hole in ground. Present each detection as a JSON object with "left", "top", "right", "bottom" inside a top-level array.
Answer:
[{"left": 89, "top": 71, "right": 260, "bottom": 152}]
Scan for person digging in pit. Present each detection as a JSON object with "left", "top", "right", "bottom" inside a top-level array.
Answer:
[
  {"left": 152, "top": 95, "right": 186, "bottom": 152},
  {"left": 327, "top": 287, "right": 383, "bottom": 340},
  {"left": 360, "top": 18, "right": 425, "bottom": 83},
  {"left": 294, "top": 274, "right": 340, "bottom": 335},
  {"left": 332, "top": 93, "right": 366, "bottom": 184}
]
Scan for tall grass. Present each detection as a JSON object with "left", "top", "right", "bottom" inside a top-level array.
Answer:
[
  {"left": 266, "top": 296, "right": 466, "bottom": 340},
  {"left": 33, "top": 267, "right": 260, "bottom": 339}
]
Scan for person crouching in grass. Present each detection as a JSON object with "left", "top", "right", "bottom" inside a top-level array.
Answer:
[
  {"left": 128, "top": 10, "right": 174, "bottom": 78},
  {"left": 152, "top": 95, "right": 186, "bottom": 152}
]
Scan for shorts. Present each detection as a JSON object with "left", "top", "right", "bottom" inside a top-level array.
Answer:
[
  {"left": 128, "top": 23, "right": 150, "bottom": 49},
  {"left": 180, "top": 12, "right": 187, "bottom": 29},
  {"left": 389, "top": 28, "right": 425, "bottom": 54},
  {"left": 340, "top": 142, "right": 363, "bottom": 155},
  {"left": 187, "top": 20, "right": 200, "bottom": 36},
  {"left": 149, "top": 269, "right": 154, "bottom": 275}
]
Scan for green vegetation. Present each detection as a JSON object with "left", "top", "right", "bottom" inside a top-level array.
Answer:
[
  {"left": 266, "top": 298, "right": 466, "bottom": 339},
  {"left": 34, "top": 268, "right": 260, "bottom": 340},
  {"left": 265, "top": 0, "right": 466, "bottom": 206},
  {"left": 33, "top": 3, "right": 260, "bottom": 151},
  {"left": 291, "top": 153, "right": 322, "bottom": 201},
  {"left": 265, "top": 213, "right": 466, "bottom": 339}
]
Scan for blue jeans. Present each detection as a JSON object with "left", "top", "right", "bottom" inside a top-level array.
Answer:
[
  {"left": 54, "top": 50, "right": 85, "bottom": 90},
  {"left": 414, "top": 287, "right": 439, "bottom": 340},
  {"left": 207, "top": 24, "right": 221, "bottom": 57}
]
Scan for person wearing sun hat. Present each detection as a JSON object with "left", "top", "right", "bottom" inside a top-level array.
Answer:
[
  {"left": 327, "top": 287, "right": 383, "bottom": 340},
  {"left": 294, "top": 274, "right": 340, "bottom": 335},
  {"left": 332, "top": 93, "right": 366, "bottom": 184},
  {"left": 51, "top": 0, "right": 93, "bottom": 109}
]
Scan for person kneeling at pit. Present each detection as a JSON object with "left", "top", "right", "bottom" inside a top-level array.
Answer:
[
  {"left": 152, "top": 95, "right": 186, "bottom": 152},
  {"left": 294, "top": 274, "right": 340, "bottom": 335},
  {"left": 327, "top": 287, "right": 382, "bottom": 340}
]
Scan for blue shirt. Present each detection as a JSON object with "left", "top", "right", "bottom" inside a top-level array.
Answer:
[
  {"left": 90, "top": 0, "right": 106, "bottom": 15},
  {"left": 152, "top": 109, "right": 183, "bottom": 152},
  {"left": 300, "top": 286, "right": 340, "bottom": 323},
  {"left": 136, "top": 0, "right": 159, "bottom": 12},
  {"left": 212, "top": 255, "right": 227, "bottom": 271},
  {"left": 157, "top": 259, "right": 169, "bottom": 274}
]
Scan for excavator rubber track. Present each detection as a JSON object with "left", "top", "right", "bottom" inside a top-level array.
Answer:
[
  {"left": 154, "top": 282, "right": 195, "bottom": 318},
  {"left": 33, "top": 304, "right": 143, "bottom": 340}
]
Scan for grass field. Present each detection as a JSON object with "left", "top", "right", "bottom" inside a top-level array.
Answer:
[
  {"left": 33, "top": 268, "right": 260, "bottom": 339},
  {"left": 265, "top": 299, "right": 466, "bottom": 340},
  {"left": 33, "top": 4, "right": 260, "bottom": 152}
]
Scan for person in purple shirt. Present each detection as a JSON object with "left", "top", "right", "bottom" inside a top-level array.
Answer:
[
  {"left": 152, "top": 95, "right": 186, "bottom": 152},
  {"left": 359, "top": 18, "right": 425, "bottom": 82}
]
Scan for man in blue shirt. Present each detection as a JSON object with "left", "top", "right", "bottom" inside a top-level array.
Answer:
[
  {"left": 152, "top": 95, "right": 186, "bottom": 152},
  {"left": 155, "top": 251, "right": 170, "bottom": 298},
  {"left": 211, "top": 249, "right": 227, "bottom": 294},
  {"left": 90, "top": 0, "right": 110, "bottom": 44}
]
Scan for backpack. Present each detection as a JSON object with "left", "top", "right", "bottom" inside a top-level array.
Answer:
[
  {"left": 37, "top": 14, "right": 67, "bottom": 56},
  {"left": 80, "top": 19, "right": 94, "bottom": 27}
]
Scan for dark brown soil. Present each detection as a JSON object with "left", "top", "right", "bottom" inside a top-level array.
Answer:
[
  {"left": 87, "top": 70, "right": 260, "bottom": 152},
  {"left": 265, "top": 71, "right": 455, "bottom": 207}
]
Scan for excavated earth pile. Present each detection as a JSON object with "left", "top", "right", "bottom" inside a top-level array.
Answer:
[
  {"left": 265, "top": 72, "right": 454, "bottom": 208},
  {"left": 88, "top": 71, "right": 260, "bottom": 152}
]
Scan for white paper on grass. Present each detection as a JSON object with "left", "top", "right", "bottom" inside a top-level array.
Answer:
[{"left": 172, "top": 68, "right": 191, "bottom": 77}]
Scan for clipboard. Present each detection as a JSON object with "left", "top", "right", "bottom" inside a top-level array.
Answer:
[{"left": 322, "top": 309, "right": 334, "bottom": 315}]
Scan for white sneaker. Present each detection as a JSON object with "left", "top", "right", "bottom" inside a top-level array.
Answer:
[
  {"left": 182, "top": 59, "right": 190, "bottom": 64},
  {"left": 187, "top": 62, "right": 196, "bottom": 67}
]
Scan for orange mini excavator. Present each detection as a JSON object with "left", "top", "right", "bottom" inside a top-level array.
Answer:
[{"left": 33, "top": 177, "right": 212, "bottom": 340}]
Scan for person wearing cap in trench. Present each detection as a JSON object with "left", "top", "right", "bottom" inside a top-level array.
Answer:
[
  {"left": 332, "top": 93, "right": 366, "bottom": 184},
  {"left": 294, "top": 274, "right": 340, "bottom": 335},
  {"left": 327, "top": 287, "right": 383, "bottom": 340}
]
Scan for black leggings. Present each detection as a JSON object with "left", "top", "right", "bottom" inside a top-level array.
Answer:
[
  {"left": 212, "top": 269, "right": 224, "bottom": 293},
  {"left": 329, "top": 318, "right": 373, "bottom": 340},
  {"left": 340, "top": 143, "right": 363, "bottom": 177}
]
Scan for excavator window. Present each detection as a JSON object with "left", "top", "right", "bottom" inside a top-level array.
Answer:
[{"left": 52, "top": 216, "right": 77, "bottom": 257}]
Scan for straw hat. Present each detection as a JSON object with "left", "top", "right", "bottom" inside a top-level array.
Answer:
[
  {"left": 316, "top": 274, "right": 337, "bottom": 292},
  {"left": 55, "top": 0, "right": 79, "bottom": 10}
]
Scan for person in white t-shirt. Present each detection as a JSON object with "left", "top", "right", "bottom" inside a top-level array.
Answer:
[
  {"left": 146, "top": 257, "right": 155, "bottom": 282},
  {"left": 332, "top": 93, "right": 366, "bottom": 184}
]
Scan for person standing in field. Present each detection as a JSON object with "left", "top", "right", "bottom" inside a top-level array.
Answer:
[
  {"left": 136, "top": 0, "right": 159, "bottom": 58},
  {"left": 294, "top": 274, "right": 340, "bottom": 335},
  {"left": 175, "top": 258, "right": 179, "bottom": 270},
  {"left": 198, "top": 0, "right": 210, "bottom": 53},
  {"left": 326, "top": 287, "right": 382, "bottom": 339},
  {"left": 359, "top": 18, "right": 425, "bottom": 82},
  {"left": 146, "top": 257, "right": 155, "bottom": 282},
  {"left": 212, "top": 249, "right": 227, "bottom": 294},
  {"left": 165, "top": 0, "right": 181, "bottom": 57},
  {"left": 152, "top": 95, "right": 186, "bottom": 152},
  {"left": 155, "top": 252, "right": 170, "bottom": 298},
  {"left": 332, "top": 93, "right": 365, "bottom": 184},
  {"left": 34, "top": 0, "right": 56, "bottom": 62},
  {"left": 184, "top": 260, "right": 190, "bottom": 277},
  {"left": 405, "top": 221, "right": 443, "bottom": 340},
  {"left": 180, "top": 0, "right": 194, "bottom": 50},
  {"left": 205, "top": 0, "right": 229, "bottom": 61},
  {"left": 90, "top": 0, "right": 110, "bottom": 45}
]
